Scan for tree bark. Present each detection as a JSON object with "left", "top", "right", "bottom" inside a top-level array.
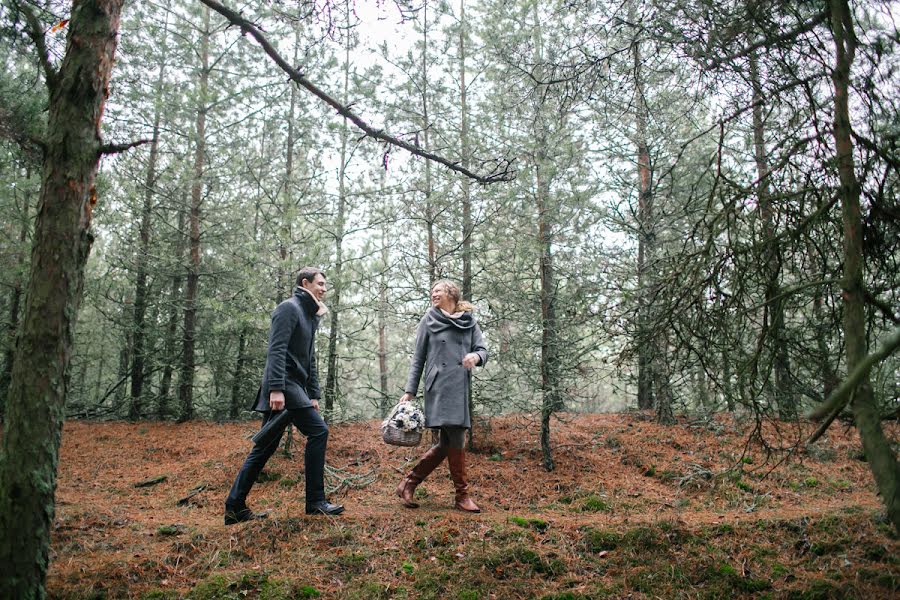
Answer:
[
  {"left": 829, "top": 0, "right": 899, "bottom": 532},
  {"left": 178, "top": 5, "right": 210, "bottom": 422},
  {"left": 0, "top": 2, "right": 125, "bottom": 597}
]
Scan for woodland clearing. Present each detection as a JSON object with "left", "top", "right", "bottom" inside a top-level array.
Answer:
[{"left": 48, "top": 413, "right": 898, "bottom": 599}]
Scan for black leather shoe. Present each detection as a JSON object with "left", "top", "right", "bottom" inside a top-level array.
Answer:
[
  {"left": 305, "top": 500, "right": 345, "bottom": 516},
  {"left": 224, "top": 507, "right": 269, "bottom": 525}
]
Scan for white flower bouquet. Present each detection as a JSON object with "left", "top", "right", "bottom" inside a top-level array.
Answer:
[{"left": 381, "top": 402, "right": 425, "bottom": 446}]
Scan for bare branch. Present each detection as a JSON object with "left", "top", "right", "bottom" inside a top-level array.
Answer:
[
  {"left": 704, "top": 10, "right": 830, "bottom": 70},
  {"left": 17, "top": 1, "right": 58, "bottom": 88},
  {"left": 98, "top": 139, "right": 151, "bottom": 157},
  {"left": 198, "top": 0, "right": 514, "bottom": 184}
]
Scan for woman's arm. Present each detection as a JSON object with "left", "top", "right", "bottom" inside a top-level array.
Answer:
[
  {"left": 402, "top": 317, "right": 429, "bottom": 397},
  {"left": 468, "top": 323, "right": 488, "bottom": 368}
]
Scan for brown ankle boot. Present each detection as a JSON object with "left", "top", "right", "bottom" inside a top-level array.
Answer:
[
  {"left": 447, "top": 448, "right": 481, "bottom": 513},
  {"left": 396, "top": 445, "right": 447, "bottom": 508}
]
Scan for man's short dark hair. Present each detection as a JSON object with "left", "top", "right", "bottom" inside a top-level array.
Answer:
[{"left": 296, "top": 266, "right": 325, "bottom": 287}]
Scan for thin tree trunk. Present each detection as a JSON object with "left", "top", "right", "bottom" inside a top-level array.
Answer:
[
  {"left": 0, "top": 2, "right": 125, "bottom": 596},
  {"left": 178, "top": 5, "right": 210, "bottom": 422},
  {"left": 229, "top": 328, "right": 247, "bottom": 419},
  {"left": 531, "top": 2, "right": 561, "bottom": 472},
  {"left": 458, "top": 0, "right": 478, "bottom": 444},
  {"left": 829, "top": 0, "right": 899, "bottom": 532},
  {"left": 158, "top": 205, "right": 185, "bottom": 419},
  {"left": 633, "top": 35, "right": 655, "bottom": 412},
  {"left": 460, "top": 0, "right": 472, "bottom": 300},
  {"left": 324, "top": 4, "right": 351, "bottom": 420},
  {"left": 422, "top": 0, "right": 436, "bottom": 285},
  {"left": 750, "top": 49, "right": 793, "bottom": 420},
  {"left": 129, "top": 4, "right": 170, "bottom": 420},
  {"left": 0, "top": 180, "right": 29, "bottom": 417},
  {"left": 115, "top": 330, "right": 130, "bottom": 407},
  {"left": 378, "top": 220, "right": 390, "bottom": 417},
  {"left": 278, "top": 24, "right": 301, "bottom": 303}
]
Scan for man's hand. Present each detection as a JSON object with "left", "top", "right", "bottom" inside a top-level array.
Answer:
[
  {"left": 463, "top": 353, "right": 480, "bottom": 369},
  {"left": 399, "top": 393, "right": 413, "bottom": 404},
  {"left": 269, "top": 390, "right": 285, "bottom": 411},
  {"left": 311, "top": 399, "right": 320, "bottom": 411}
]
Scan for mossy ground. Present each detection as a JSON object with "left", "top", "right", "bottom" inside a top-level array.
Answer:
[{"left": 46, "top": 414, "right": 898, "bottom": 598}]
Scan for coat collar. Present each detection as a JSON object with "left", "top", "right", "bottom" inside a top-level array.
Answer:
[{"left": 294, "top": 286, "right": 328, "bottom": 316}]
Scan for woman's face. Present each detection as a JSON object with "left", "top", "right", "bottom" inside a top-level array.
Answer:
[{"left": 431, "top": 283, "right": 456, "bottom": 311}]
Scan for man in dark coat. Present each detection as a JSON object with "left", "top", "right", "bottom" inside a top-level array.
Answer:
[{"left": 224, "top": 267, "right": 344, "bottom": 524}]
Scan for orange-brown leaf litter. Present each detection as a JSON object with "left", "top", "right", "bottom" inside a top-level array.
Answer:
[{"left": 48, "top": 413, "right": 898, "bottom": 599}]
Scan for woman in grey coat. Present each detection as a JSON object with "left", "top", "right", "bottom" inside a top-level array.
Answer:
[{"left": 396, "top": 279, "right": 488, "bottom": 513}]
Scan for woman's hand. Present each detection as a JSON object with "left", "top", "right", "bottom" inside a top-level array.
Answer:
[
  {"left": 463, "top": 353, "right": 481, "bottom": 369},
  {"left": 399, "top": 392, "right": 413, "bottom": 403}
]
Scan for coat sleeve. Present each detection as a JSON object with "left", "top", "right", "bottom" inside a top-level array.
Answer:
[
  {"left": 471, "top": 322, "right": 488, "bottom": 367},
  {"left": 307, "top": 329, "right": 321, "bottom": 400},
  {"left": 404, "top": 317, "right": 429, "bottom": 395},
  {"left": 266, "top": 301, "right": 298, "bottom": 392}
]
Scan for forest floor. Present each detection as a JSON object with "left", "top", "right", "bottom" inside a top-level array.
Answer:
[{"left": 47, "top": 412, "right": 898, "bottom": 599}]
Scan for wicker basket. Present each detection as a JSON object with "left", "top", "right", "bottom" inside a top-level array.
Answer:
[{"left": 382, "top": 425, "right": 422, "bottom": 447}]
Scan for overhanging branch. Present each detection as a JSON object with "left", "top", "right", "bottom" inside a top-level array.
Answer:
[
  {"left": 198, "top": 0, "right": 514, "bottom": 184},
  {"left": 807, "top": 325, "right": 900, "bottom": 443}
]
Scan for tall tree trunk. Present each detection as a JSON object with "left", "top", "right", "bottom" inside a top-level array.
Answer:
[
  {"left": 158, "top": 205, "right": 185, "bottom": 419},
  {"left": 178, "top": 5, "right": 210, "bottom": 422},
  {"left": 633, "top": 35, "right": 655, "bottom": 412},
  {"left": 378, "top": 217, "right": 390, "bottom": 417},
  {"left": 531, "top": 2, "right": 561, "bottom": 472},
  {"left": 115, "top": 329, "right": 130, "bottom": 407},
  {"left": 0, "top": 2, "right": 125, "bottom": 597},
  {"left": 829, "top": 0, "right": 899, "bottom": 532},
  {"left": 458, "top": 0, "right": 478, "bottom": 443},
  {"left": 422, "top": 0, "right": 436, "bottom": 285},
  {"left": 460, "top": 0, "right": 472, "bottom": 300},
  {"left": 749, "top": 49, "right": 793, "bottom": 420},
  {"left": 0, "top": 178, "right": 29, "bottom": 417},
  {"left": 278, "top": 24, "right": 301, "bottom": 303},
  {"left": 229, "top": 327, "right": 247, "bottom": 419},
  {"left": 324, "top": 4, "right": 351, "bottom": 420},
  {"left": 129, "top": 4, "right": 170, "bottom": 420}
]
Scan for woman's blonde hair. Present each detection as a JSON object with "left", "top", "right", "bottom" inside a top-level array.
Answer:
[{"left": 432, "top": 279, "right": 474, "bottom": 312}]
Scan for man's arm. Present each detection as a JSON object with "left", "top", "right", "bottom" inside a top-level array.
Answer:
[
  {"left": 307, "top": 336, "right": 321, "bottom": 410},
  {"left": 266, "top": 302, "right": 298, "bottom": 410}
]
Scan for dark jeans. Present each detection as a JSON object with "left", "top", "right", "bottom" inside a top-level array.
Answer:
[{"left": 226, "top": 407, "right": 328, "bottom": 508}]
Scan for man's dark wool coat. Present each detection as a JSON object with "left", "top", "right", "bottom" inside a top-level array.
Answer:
[{"left": 252, "top": 286, "right": 321, "bottom": 412}]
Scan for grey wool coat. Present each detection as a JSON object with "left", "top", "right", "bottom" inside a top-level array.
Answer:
[
  {"left": 404, "top": 308, "right": 488, "bottom": 429},
  {"left": 252, "top": 286, "right": 321, "bottom": 412}
]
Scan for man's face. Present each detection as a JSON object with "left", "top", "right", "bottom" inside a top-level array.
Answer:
[{"left": 302, "top": 273, "right": 327, "bottom": 302}]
